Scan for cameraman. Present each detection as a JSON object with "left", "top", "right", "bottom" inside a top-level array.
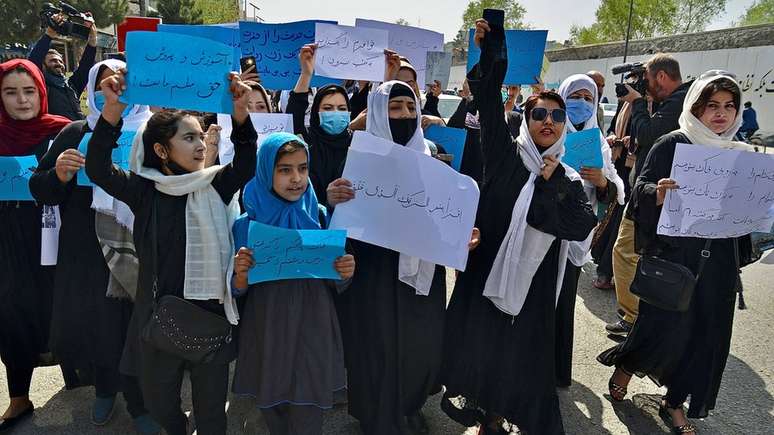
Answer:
[
  {"left": 605, "top": 53, "right": 693, "bottom": 337},
  {"left": 28, "top": 12, "right": 97, "bottom": 120}
]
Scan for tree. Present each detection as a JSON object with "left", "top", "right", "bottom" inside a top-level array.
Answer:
[
  {"left": 155, "top": 0, "right": 203, "bottom": 24},
  {"left": 737, "top": 0, "right": 774, "bottom": 26},
  {"left": 569, "top": 0, "right": 678, "bottom": 44},
  {"left": 0, "top": 0, "right": 128, "bottom": 45},
  {"left": 195, "top": 0, "right": 240, "bottom": 24},
  {"left": 674, "top": 0, "right": 727, "bottom": 33},
  {"left": 395, "top": 18, "right": 411, "bottom": 26},
  {"left": 461, "top": 0, "right": 528, "bottom": 32}
]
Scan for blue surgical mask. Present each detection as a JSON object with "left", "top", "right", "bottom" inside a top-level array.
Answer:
[
  {"left": 565, "top": 98, "right": 595, "bottom": 125},
  {"left": 319, "top": 110, "right": 350, "bottom": 135},
  {"left": 93, "top": 91, "right": 132, "bottom": 118}
]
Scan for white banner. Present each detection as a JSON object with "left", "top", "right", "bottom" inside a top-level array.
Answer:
[
  {"left": 657, "top": 143, "right": 774, "bottom": 238},
  {"left": 329, "top": 131, "right": 480, "bottom": 270}
]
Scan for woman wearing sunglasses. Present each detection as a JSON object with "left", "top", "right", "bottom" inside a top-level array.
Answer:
[
  {"left": 598, "top": 72, "right": 754, "bottom": 435},
  {"left": 439, "top": 19, "right": 596, "bottom": 435}
]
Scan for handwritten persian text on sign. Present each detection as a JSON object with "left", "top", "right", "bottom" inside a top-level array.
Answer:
[
  {"left": 425, "top": 51, "right": 453, "bottom": 88},
  {"left": 0, "top": 155, "right": 37, "bottom": 201},
  {"left": 562, "top": 128, "right": 604, "bottom": 172},
  {"left": 247, "top": 221, "right": 346, "bottom": 284},
  {"left": 121, "top": 31, "right": 234, "bottom": 114},
  {"left": 657, "top": 143, "right": 774, "bottom": 238},
  {"left": 329, "top": 131, "right": 480, "bottom": 270},
  {"left": 77, "top": 131, "right": 137, "bottom": 187},
  {"left": 467, "top": 29, "right": 548, "bottom": 85},
  {"left": 157, "top": 24, "right": 242, "bottom": 70},
  {"left": 216, "top": 113, "right": 294, "bottom": 165},
  {"left": 314, "top": 23, "right": 387, "bottom": 82}
]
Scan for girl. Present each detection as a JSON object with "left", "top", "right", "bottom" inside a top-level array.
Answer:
[
  {"left": 247, "top": 82, "right": 272, "bottom": 114},
  {"left": 287, "top": 44, "right": 352, "bottom": 207},
  {"left": 231, "top": 132, "right": 354, "bottom": 435},
  {"left": 28, "top": 59, "right": 158, "bottom": 432},
  {"left": 0, "top": 59, "right": 70, "bottom": 431},
  {"left": 85, "top": 68, "right": 257, "bottom": 435},
  {"left": 598, "top": 71, "right": 753, "bottom": 435},
  {"left": 554, "top": 74, "right": 626, "bottom": 388},
  {"left": 439, "top": 20, "right": 596, "bottom": 435}
]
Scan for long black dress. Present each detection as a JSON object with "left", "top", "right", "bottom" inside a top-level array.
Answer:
[
  {"left": 598, "top": 132, "right": 741, "bottom": 417},
  {"left": 0, "top": 139, "right": 55, "bottom": 394},
  {"left": 28, "top": 121, "right": 134, "bottom": 379},
  {"left": 439, "top": 49, "right": 597, "bottom": 434}
]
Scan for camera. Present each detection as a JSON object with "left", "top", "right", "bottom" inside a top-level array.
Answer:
[
  {"left": 612, "top": 62, "right": 648, "bottom": 98},
  {"left": 40, "top": 2, "right": 93, "bottom": 40}
]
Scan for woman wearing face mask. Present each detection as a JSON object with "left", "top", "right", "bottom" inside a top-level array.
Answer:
[
  {"left": 0, "top": 59, "right": 70, "bottom": 432},
  {"left": 439, "top": 20, "right": 596, "bottom": 435},
  {"left": 326, "top": 80, "right": 465, "bottom": 435},
  {"left": 86, "top": 68, "right": 257, "bottom": 435},
  {"left": 553, "top": 74, "right": 626, "bottom": 388},
  {"left": 28, "top": 59, "right": 159, "bottom": 432},
  {"left": 287, "top": 44, "right": 353, "bottom": 208},
  {"left": 598, "top": 72, "right": 754, "bottom": 435}
]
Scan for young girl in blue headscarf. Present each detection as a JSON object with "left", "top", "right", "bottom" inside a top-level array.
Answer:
[{"left": 231, "top": 131, "right": 354, "bottom": 435}]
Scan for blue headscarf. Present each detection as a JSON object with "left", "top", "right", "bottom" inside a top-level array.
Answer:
[{"left": 239, "top": 131, "right": 321, "bottom": 227}]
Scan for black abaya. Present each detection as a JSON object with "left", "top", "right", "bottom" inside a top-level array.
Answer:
[{"left": 598, "top": 132, "right": 740, "bottom": 418}]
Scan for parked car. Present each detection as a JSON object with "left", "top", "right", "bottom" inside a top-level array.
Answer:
[
  {"left": 601, "top": 103, "right": 617, "bottom": 132},
  {"left": 437, "top": 94, "right": 462, "bottom": 123}
]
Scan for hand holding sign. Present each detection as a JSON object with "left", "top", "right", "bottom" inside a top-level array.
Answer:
[
  {"left": 98, "top": 67, "right": 129, "bottom": 127},
  {"left": 562, "top": 128, "right": 604, "bottom": 173},
  {"left": 55, "top": 148, "right": 85, "bottom": 184},
  {"left": 314, "top": 23, "right": 388, "bottom": 82},
  {"left": 0, "top": 156, "right": 37, "bottom": 201}
]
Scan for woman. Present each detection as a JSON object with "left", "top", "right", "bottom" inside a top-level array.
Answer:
[
  {"left": 439, "top": 21, "right": 596, "bottom": 435},
  {"left": 231, "top": 132, "right": 354, "bottom": 434},
  {"left": 247, "top": 82, "right": 272, "bottom": 114},
  {"left": 86, "top": 68, "right": 257, "bottom": 435},
  {"left": 554, "top": 74, "right": 626, "bottom": 387},
  {"left": 598, "top": 72, "right": 752, "bottom": 435},
  {"left": 326, "top": 80, "right": 455, "bottom": 435},
  {"left": 28, "top": 59, "right": 158, "bottom": 432},
  {"left": 286, "top": 44, "right": 353, "bottom": 207},
  {"left": 0, "top": 59, "right": 70, "bottom": 431}
]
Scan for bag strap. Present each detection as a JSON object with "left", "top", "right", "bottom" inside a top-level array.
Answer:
[
  {"left": 694, "top": 239, "right": 713, "bottom": 282},
  {"left": 150, "top": 193, "right": 159, "bottom": 302}
]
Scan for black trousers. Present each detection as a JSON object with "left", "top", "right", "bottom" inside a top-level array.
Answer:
[
  {"left": 94, "top": 365, "right": 147, "bottom": 418},
  {"left": 261, "top": 404, "right": 323, "bottom": 435},
  {"left": 139, "top": 345, "right": 229, "bottom": 435},
  {"left": 5, "top": 365, "right": 34, "bottom": 398}
]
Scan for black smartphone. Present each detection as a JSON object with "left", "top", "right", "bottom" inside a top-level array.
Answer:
[
  {"left": 240, "top": 56, "right": 256, "bottom": 73},
  {"left": 482, "top": 9, "right": 506, "bottom": 60}
]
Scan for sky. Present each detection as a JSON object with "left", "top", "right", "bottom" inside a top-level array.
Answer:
[{"left": 248, "top": 0, "right": 759, "bottom": 43}]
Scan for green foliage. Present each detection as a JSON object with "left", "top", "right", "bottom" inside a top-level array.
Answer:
[
  {"left": 674, "top": 0, "right": 727, "bottom": 33},
  {"left": 155, "top": 0, "right": 203, "bottom": 24},
  {"left": 461, "top": 0, "right": 528, "bottom": 31},
  {"left": 737, "top": 0, "right": 774, "bottom": 26},
  {"left": 195, "top": 0, "right": 240, "bottom": 25},
  {"left": 395, "top": 18, "right": 411, "bottom": 26},
  {"left": 569, "top": 0, "right": 686, "bottom": 44}
]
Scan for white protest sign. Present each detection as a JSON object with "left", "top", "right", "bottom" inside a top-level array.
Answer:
[
  {"left": 314, "top": 23, "right": 387, "bottom": 82},
  {"left": 355, "top": 19, "right": 444, "bottom": 87},
  {"left": 425, "top": 51, "right": 452, "bottom": 88},
  {"left": 657, "top": 143, "right": 774, "bottom": 238},
  {"left": 329, "top": 131, "right": 480, "bottom": 270},
  {"left": 216, "top": 113, "right": 294, "bottom": 165}
]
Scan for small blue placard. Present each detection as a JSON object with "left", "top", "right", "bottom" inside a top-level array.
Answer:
[
  {"left": 424, "top": 124, "right": 467, "bottom": 171},
  {"left": 0, "top": 155, "right": 37, "bottom": 201},
  {"left": 77, "top": 131, "right": 137, "bottom": 187},
  {"left": 466, "top": 29, "right": 547, "bottom": 85},
  {"left": 247, "top": 221, "right": 346, "bottom": 284},
  {"left": 121, "top": 31, "right": 234, "bottom": 114},
  {"left": 562, "top": 128, "right": 604, "bottom": 172}
]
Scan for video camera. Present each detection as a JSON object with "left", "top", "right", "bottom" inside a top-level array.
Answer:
[
  {"left": 40, "top": 2, "right": 93, "bottom": 40},
  {"left": 612, "top": 62, "right": 648, "bottom": 98}
]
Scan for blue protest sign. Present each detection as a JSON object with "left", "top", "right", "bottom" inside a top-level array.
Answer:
[
  {"left": 0, "top": 155, "right": 37, "bottom": 200},
  {"left": 562, "top": 128, "right": 604, "bottom": 172},
  {"left": 121, "top": 31, "right": 234, "bottom": 114},
  {"left": 424, "top": 125, "right": 467, "bottom": 171},
  {"left": 77, "top": 131, "right": 137, "bottom": 187},
  {"left": 467, "top": 29, "right": 548, "bottom": 85},
  {"left": 157, "top": 24, "right": 241, "bottom": 70},
  {"left": 238, "top": 20, "right": 338, "bottom": 90},
  {"left": 247, "top": 221, "right": 346, "bottom": 284}
]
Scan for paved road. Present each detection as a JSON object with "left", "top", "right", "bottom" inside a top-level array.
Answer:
[{"left": 2, "top": 254, "right": 772, "bottom": 434}]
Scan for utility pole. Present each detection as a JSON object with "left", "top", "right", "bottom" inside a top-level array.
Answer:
[{"left": 622, "top": 0, "right": 634, "bottom": 64}]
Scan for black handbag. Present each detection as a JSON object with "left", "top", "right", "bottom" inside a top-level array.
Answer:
[
  {"left": 630, "top": 239, "right": 712, "bottom": 312},
  {"left": 141, "top": 196, "right": 234, "bottom": 364}
]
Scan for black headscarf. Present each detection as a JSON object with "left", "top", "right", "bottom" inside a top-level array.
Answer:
[{"left": 306, "top": 84, "right": 353, "bottom": 206}]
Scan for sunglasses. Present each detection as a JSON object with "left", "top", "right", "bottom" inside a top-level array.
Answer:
[{"left": 530, "top": 107, "right": 566, "bottom": 124}]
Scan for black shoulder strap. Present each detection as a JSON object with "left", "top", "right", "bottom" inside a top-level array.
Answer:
[
  {"left": 150, "top": 193, "right": 159, "bottom": 302},
  {"left": 694, "top": 239, "right": 713, "bottom": 281}
]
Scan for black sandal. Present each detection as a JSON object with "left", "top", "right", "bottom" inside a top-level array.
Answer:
[
  {"left": 607, "top": 367, "right": 631, "bottom": 401},
  {"left": 659, "top": 399, "right": 697, "bottom": 434}
]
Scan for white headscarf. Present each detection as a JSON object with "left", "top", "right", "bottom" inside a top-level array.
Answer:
[
  {"left": 87, "top": 59, "right": 152, "bottom": 229},
  {"left": 676, "top": 71, "right": 750, "bottom": 151},
  {"left": 483, "top": 114, "right": 583, "bottom": 316},
  {"left": 129, "top": 120, "right": 241, "bottom": 325},
  {"left": 366, "top": 81, "right": 436, "bottom": 295},
  {"left": 558, "top": 74, "right": 626, "bottom": 266}
]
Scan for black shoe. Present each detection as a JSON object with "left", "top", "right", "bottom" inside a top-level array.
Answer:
[
  {"left": 406, "top": 411, "right": 429, "bottom": 435},
  {"left": 0, "top": 406, "right": 34, "bottom": 432},
  {"left": 605, "top": 319, "right": 632, "bottom": 336},
  {"left": 617, "top": 308, "right": 626, "bottom": 319}
]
